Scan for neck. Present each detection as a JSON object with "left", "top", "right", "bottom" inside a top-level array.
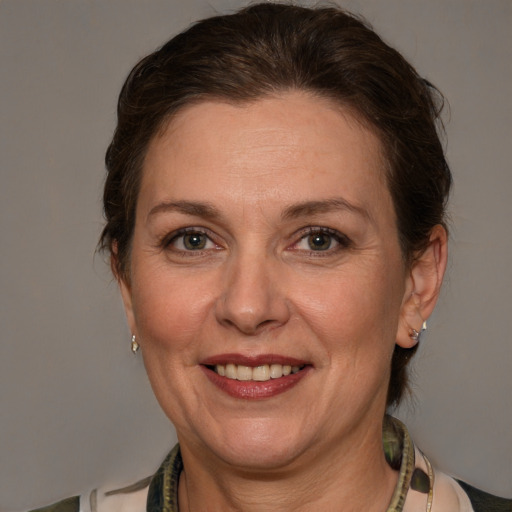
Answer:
[{"left": 177, "top": 417, "right": 398, "bottom": 512}]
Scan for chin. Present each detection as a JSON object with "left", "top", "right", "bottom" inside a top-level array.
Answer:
[
  {"left": 217, "top": 444, "right": 306, "bottom": 472},
  {"left": 204, "top": 418, "right": 312, "bottom": 471}
]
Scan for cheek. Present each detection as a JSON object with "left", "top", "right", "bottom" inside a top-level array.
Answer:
[
  {"left": 291, "top": 263, "right": 404, "bottom": 358},
  {"left": 130, "top": 266, "right": 217, "bottom": 354}
]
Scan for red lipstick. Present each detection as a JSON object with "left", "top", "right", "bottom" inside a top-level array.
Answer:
[{"left": 200, "top": 353, "right": 312, "bottom": 400}]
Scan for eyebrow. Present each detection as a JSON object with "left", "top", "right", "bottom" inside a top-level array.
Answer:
[
  {"left": 147, "top": 197, "right": 371, "bottom": 224},
  {"left": 147, "top": 200, "right": 221, "bottom": 222},
  {"left": 282, "top": 198, "right": 372, "bottom": 222}
]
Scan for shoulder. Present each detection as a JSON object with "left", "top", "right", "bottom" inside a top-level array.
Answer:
[
  {"left": 389, "top": 417, "right": 511, "bottom": 512},
  {"left": 28, "top": 497, "right": 79, "bottom": 512},
  {"left": 431, "top": 471, "right": 512, "bottom": 512},
  {"left": 25, "top": 446, "right": 183, "bottom": 512},
  {"left": 456, "top": 479, "right": 512, "bottom": 512},
  {"left": 27, "top": 475, "right": 151, "bottom": 512},
  {"left": 403, "top": 455, "right": 512, "bottom": 512}
]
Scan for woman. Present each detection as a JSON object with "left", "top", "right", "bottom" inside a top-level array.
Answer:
[{"left": 32, "top": 3, "right": 511, "bottom": 512}]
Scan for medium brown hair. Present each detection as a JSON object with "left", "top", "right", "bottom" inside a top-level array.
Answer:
[{"left": 100, "top": 2, "right": 452, "bottom": 406}]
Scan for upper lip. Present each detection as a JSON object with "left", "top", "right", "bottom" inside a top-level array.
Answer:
[{"left": 200, "top": 353, "right": 309, "bottom": 367}]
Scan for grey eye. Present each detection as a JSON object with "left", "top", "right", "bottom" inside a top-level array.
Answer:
[
  {"left": 307, "top": 232, "right": 333, "bottom": 251},
  {"left": 183, "top": 232, "right": 208, "bottom": 250}
]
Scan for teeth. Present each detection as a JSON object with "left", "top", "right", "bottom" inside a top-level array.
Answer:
[
  {"left": 236, "top": 365, "right": 252, "bottom": 381},
  {"left": 252, "top": 365, "right": 270, "bottom": 381},
  {"left": 270, "top": 364, "right": 286, "bottom": 378},
  {"left": 213, "top": 363, "right": 304, "bottom": 381},
  {"left": 225, "top": 363, "right": 237, "bottom": 379}
]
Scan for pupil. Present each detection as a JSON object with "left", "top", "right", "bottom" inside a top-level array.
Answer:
[
  {"left": 308, "top": 233, "right": 331, "bottom": 250},
  {"left": 185, "top": 233, "right": 206, "bottom": 250}
]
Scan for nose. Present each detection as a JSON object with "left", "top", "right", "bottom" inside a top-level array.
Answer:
[{"left": 215, "top": 251, "right": 290, "bottom": 335}]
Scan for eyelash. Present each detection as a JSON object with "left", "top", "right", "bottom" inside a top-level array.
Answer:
[
  {"left": 161, "top": 226, "right": 351, "bottom": 257},
  {"left": 162, "top": 227, "right": 220, "bottom": 255},
  {"left": 290, "top": 227, "right": 352, "bottom": 255}
]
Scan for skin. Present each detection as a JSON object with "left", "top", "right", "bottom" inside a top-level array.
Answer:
[{"left": 119, "top": 92, "right": 447, "bottom": 511}]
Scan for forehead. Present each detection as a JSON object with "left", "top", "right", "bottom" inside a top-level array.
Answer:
[{"left": 140, "top": 92, "right": 391, "bottom": 218}]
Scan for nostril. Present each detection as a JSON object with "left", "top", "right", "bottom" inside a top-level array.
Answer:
[
  {"left": 256, "top": 318, "right": 276, "bottom": 329},
  {"left": 220, "top": 313, "right": 285, "bottom": 336},
  {"left": 214, "top": 263, "right": 291, "bottom": 333}
]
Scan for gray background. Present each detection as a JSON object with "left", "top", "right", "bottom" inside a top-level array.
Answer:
[{"left": 1, "top": 0, "right": 510, "bottom": 509}]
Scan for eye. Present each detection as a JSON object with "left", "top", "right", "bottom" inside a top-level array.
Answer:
[
  {"left": 292, "top": 228, "right": 350, "bottom": 253},
  {"left": 167, "top": 229, "right": 217, "bottom": 252},
  {"left": 305, "top": 232, "right": 334, "bottom": 251}
]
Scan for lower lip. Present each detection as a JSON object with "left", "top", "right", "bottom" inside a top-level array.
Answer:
[{"left": 201, "top": 366, "right": 312, "bottom": 400}]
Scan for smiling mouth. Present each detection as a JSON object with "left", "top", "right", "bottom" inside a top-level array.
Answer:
[{"left": 209, "top": 363, "right": 305, "bottom": 382}]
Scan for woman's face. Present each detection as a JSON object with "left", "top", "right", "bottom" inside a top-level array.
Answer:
[{"left": 121, "top": 92, "right": 414, "bottom": 470}]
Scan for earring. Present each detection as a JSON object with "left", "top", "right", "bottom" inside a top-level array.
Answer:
[
  {"left": 409, "top": 321, "right": 427, "bottom": 343},
  {"left": 131, "top": 334, "right": 140, "bottom": 353}
]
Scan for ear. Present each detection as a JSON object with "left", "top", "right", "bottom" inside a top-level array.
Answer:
[
  {"left": 118, "top": 273, "right": 137, "bottom": 336},
  {"left": 111, "top": 244, "right": 137, "bottom": 337},
  {"left": 396, "top": 225, "right": 448, "bottom": 348}
]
